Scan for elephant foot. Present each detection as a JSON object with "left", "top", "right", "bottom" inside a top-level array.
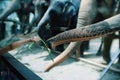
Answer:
[
  {"left": 96, "top": 51, "right": 102, "bottom": 56},
  {"left": 79, "top": 47, "right": 84, "bottom": 57},
  {"left": 101, "top": 60, "right": 109, "bottom": 65},
  {"left": 102, "top": 57, "right": 111, "bottom": 64},
  {"left": 112, "top": 63, "right": 120, "bottom": 70}
]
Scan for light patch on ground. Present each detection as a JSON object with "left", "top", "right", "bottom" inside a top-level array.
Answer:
[{"left": 9, "top": 38, "right": 120, "bottom": 80}]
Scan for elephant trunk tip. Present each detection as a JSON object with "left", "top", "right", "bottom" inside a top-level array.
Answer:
[
  {"left": 44, "top": 67, "right": 51, "bottom": 72},
  {"left": 44, "top": 62, "right": 56, "bottom": 72},
  {"left": 46, "top": 38, "right": 56, "bottom": 49}
]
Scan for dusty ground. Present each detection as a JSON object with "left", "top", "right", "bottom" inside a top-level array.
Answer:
[
  {"left": 1, "top": 1, "right": 119, "bottom": 80},
  {"left": 9, "top": 38, "right": 120, "bottom": 80}
]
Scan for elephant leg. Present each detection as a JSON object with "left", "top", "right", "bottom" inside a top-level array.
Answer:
[
  {"left": 118, "top": 54, "right": 120, "bottom": 63},
  {"left": 98, "top": 33, "right": 120, "bottom": 62},
  {"left": 118, "top": 32, "right": 120, "bottom": 63},
  {"left": 22, "top": 15, "right": 29, "bottom": 34},
  {"left": 17, "top": 13, "right": 29, "bottom": 34},
  {"left": 79, "top": 42, "right": 85, "bottom": 57},
  {"left": 78, "top": 41, "right": 89, "bottom": 57},
  {"left": 23, "top": 15, "right": 31, "bottom": 34},
  {"left": 101, "top": 34, "right": 113, "bottom": 64},
  {"left": 96, "top": 39, "right": 103, "bottom": 56},
  {"left": 0, "top": 22, "right": 5, "bottom": 40},
  {"left": 0, "top": 0, "right": 21, "bottom": 19},
  {"left": 11, "top": 24, "right": 18, "bottom": 34},
  {"left": 82, "top": 41, "right": 89, "bottom": 50}
]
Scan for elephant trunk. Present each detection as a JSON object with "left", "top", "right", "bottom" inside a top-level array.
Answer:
[
  {"left": 30, "top": 6, "right": 50, "bottom": 36},
  {"left": 0, "top": 0, "right": 21, "bottom": 19},
  {"left": 0, "top": 36, "right": 40, "bottom": 55},
  {"left": 34, "top": 0, "right": 48, "bottom": 23},
  {"left": 47, "top": 14, "right": 120, "bottom": 48},
  {"left": 37, "top": 8, "right": 51, "bottom": 40},
  {"left": 45, "top": 42, "right": 80, "bottom": 72},
  {"left": 44, "top": 0, "right": 97, "bottom": 72}
]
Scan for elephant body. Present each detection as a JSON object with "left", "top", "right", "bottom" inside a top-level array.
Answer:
[
  {"left": 33, "top": 0, "right": 49, "bottom": 23},
  {"left": 0, "top": 0, "right": 34, "bottom": 34},
  {"left": 43, "top": 0, "right": 120, "bottom": 72},
  {"left": 37, "top": 0, "right": 80, "bottom": 40},
  {"left": 0, "top": 0, "right": 34, "bottom": 20},
  {"left": 36, "top": 0, "right": 80, "bottom": 51}
]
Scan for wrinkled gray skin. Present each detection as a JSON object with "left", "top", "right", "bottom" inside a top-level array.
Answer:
[
  {"left": 45, "top": 13, "right": 120, "bottom": 72},
  {"left": 47, "top": 14, "right": 120, "bottom": 47},
  {"left": 37, "top": 0, "right": 80, "bottom": 40}
]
